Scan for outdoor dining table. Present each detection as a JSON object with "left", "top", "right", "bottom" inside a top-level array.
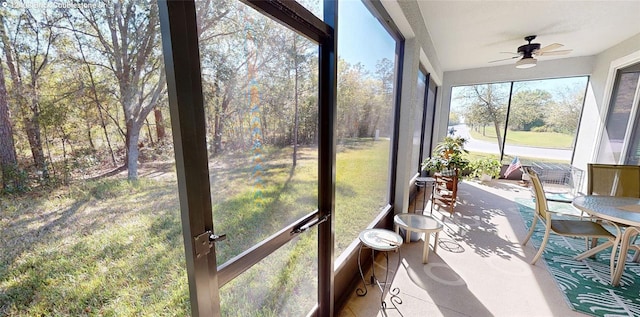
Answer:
[{"left": 572, "top": 195, "right": 640, "bottom": 286}]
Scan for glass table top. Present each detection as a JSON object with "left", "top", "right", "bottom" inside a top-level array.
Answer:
[{"left": 359, "top": 229, "right": 403, "bottom": 251}]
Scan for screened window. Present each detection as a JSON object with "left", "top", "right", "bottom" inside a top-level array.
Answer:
[
  {"left": 411, "top": 70, "right": 427, "bottom": 175},
  {"left": 506, "top": 77, "right": 588, "bottom": 162},
  {"left": 421, "top": 75, "right": 437, "bottom": 163},
  {"left": 334, "top": 0, "right": 398, "bottom": 259},
  {"left": 450, "top": 83, "right": 510, "bottom": 156},
  {"left": 450, "top": 77, "right": 588, "bottom": 165}
]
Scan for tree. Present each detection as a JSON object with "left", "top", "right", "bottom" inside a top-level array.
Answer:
[
  {"left": 0, "top": 10, "right": 60, "bottom": 180},
  {"left": 65, "top": 18, "right": 119, "bottom": 166},
  {"left": 448, "top": 112, "right": 460, "bottom": 125},
  {"left": 73, "top": 1, "right": 166, "bottom": 180},
  {"left": 196, "top": 2, "right": 248, "bottom": 156},
  {"left": 509, "top": 89, "right": 550, "bottom": 131},
  {"left": 460, "top": 84, "right": 508, "bottom": 153},
  {"left": 153, "top": 106, "right": 166, "bottom": 142},
  {"left": 288, "top": 33, "right": 315, "bottom": 166},
  {"left": 337, "top": 60, "right": 371, "bottom": 139},
  {"left": 373, "top": 58, "right": 394, "bottom": 136},
  {"left": 545, "top": 86, "right": 584, "bottom": 134},
  {"left": 0, "top": 56, "right": 19, "bottom": 190}
]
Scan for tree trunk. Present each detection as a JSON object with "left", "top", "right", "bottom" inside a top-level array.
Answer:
[
  {"left": 239, "top": 109, "right": 246, "bottom": 151},
  {"left": 125, "top": 120, "right": 141, "bottom": 180},
  {"left": 0, "top": 60, "right": 19, "bottom": 189},
  {"left": 154, "top": 107, "right": 165, "bottom": 141},
  {"left": 213, "top": 93, "right": 231, "bottom": 156},
  {"left": 493, "top": 121, "right": 504, "bottom": 154},
  {"left": 23, "top": 106, "right": 47, "bottom": 179},
  {"left": 100, "top": 106, "right": 117, "bottom": 166},
  {"left": 213, "top": 113, "right": 223, "bottom": 155},
  {"left": 145, "top": 118, "right": 155, "bottom": 147},
  {"left": 85, "top": 114, "right": 96, "bottom": 150},
  {"left": 42, "top": 124, "right": 55, "bottom": 180},
  {"left": 292, "top": 37, "right": 299, "bottom": 167}
]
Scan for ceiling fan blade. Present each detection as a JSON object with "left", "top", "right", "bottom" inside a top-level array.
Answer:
[
  {"left": 537, "top": 49, "right": 572, "bottom": 56},
  {"left": 537, "top": 43, "right": 563, "bottom": 53},
  {"left": 488, "top": 56, "right": 519, "bottom": 63}
]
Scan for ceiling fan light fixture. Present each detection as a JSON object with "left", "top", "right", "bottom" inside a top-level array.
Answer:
[{"left": 516, "top": 57, "right": 537, "bottom": 69}]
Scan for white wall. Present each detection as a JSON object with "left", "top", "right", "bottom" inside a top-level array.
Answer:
[{"left": 393, "top": 39, "right": 420, "bottom": 214}]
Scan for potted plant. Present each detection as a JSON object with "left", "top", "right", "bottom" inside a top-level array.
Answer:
[
  {"left": 421, "top": 136, "right": 469, "bottom": 213},
  {"left": 421, "top": 136, "right": 470, "bottom": 175},
  {"left": 469, "top": 157, "right": 502, "bottom": 181}
]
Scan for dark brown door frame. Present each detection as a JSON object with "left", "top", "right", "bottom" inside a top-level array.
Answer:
[
  {"left": 317, "top": 2, "right": 337, "bottom": 316},
  {"left": 158, "top": 1, "right": 220, "bottom": 316}
]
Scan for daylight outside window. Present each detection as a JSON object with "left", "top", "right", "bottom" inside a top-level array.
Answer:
[
  {"left": 449, "top": 77, "right": 589, "bottom": 191},
  {"left": 334, "top": 0, "right": 398, "bottom": 261}
]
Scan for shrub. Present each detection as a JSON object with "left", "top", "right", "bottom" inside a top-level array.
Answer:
[{"left": 469, "top": 157, "right": 502, "bottom": 179}]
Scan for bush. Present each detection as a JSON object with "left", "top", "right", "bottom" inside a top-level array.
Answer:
[
  {"left": 1, "top": 164, "right": 30, "bottom": 194},
  {"left": 469, "top": 157, "right": 502, "bottom": 179}
]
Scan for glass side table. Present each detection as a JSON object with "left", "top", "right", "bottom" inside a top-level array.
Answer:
[
  {"left": 394, "top": 213, "right": 443, "bottom": 264},
  {"left": 356, "top": 228, "right": 403, "bottom": 311}
]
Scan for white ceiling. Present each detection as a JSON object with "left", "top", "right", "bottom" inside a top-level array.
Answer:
[{"left": 417, "top": 1, "right": 640, "bottom": 72}]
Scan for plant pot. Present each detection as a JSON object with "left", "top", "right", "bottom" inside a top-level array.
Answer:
[{"left": 480, "top": 174, "right": 492, "bottom": 182}]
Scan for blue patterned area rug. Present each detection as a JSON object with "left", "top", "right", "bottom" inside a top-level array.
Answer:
[{"left": 516, "top": 198, "right": 640, "bottom": 317}]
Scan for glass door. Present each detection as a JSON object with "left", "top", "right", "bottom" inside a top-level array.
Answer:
[
  {"left": 597, "top": 63, "right": 640, "bottom": 163},
  {"left": 196, "top": 1, "right": 320, "bottom": 314},
  {"left": 159, "top": 0, "right": 335, "bottom": 316},
  {"left": 618, "top": 63, "right": 640, "bottom": 164},
  {"left": 199, "top": 1, "right": 326, "bottom": 316}
]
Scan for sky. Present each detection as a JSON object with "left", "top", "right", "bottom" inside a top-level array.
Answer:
[
  {"left": 451, "top": 76, "right": 590, "bottom": 112},
  {"left": 337, "top": 0, "right": 396, "bottom": 74}
]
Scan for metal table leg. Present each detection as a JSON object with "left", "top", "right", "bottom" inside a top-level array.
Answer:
[{"left": 356, "top": 229, "right": 403, "bottom": 313}]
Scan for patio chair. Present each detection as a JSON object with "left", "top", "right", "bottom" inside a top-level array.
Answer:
[
  {"left": 587, "top": 163, "right": 640, "bottom": 197},
  {"left": 588, "top": 163, "right": 640, "bottom": 250},
  {"left": 522, "top": 167, "right": 621, "bottom": 269}
]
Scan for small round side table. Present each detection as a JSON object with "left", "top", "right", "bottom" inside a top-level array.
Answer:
[
  {"left": 356, "top": 228, "right": 403, "bottom": 311},
  {"left": 394, "top": 213, "right": 443, "bottom": 263}
]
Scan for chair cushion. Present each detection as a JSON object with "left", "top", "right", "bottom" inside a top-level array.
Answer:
[{"left": 550, "top": 219, "right": 615, "bottom": 238}]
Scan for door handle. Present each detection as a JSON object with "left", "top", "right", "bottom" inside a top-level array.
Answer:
[
  {"left": 209, "top": 233, "right": 227, "bottom": 242},
  {"left": 292, "top": 214, "right": 330, "bottom": 235}
]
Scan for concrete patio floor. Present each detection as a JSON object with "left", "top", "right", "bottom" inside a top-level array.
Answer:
[{"left": 338, "top": 180, "right": 588, "bottom": 317}]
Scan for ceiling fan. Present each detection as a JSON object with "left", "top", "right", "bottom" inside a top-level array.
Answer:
[{"left": 489, "top": 35, "right": 572, "bottom": 68}]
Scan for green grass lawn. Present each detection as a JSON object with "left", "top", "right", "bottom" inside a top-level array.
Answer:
[
  {"left": 335, "top": 139, "right": 391, "bottom": 256},
  {"left": 0, "top": 179, "right": 190, "bottom": 316},
  {"left": 470, "top": 126, "right": 574, "bottom": 149},
  {"left": 0, "top": 139, "right": 392, "bottom": 316}
]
